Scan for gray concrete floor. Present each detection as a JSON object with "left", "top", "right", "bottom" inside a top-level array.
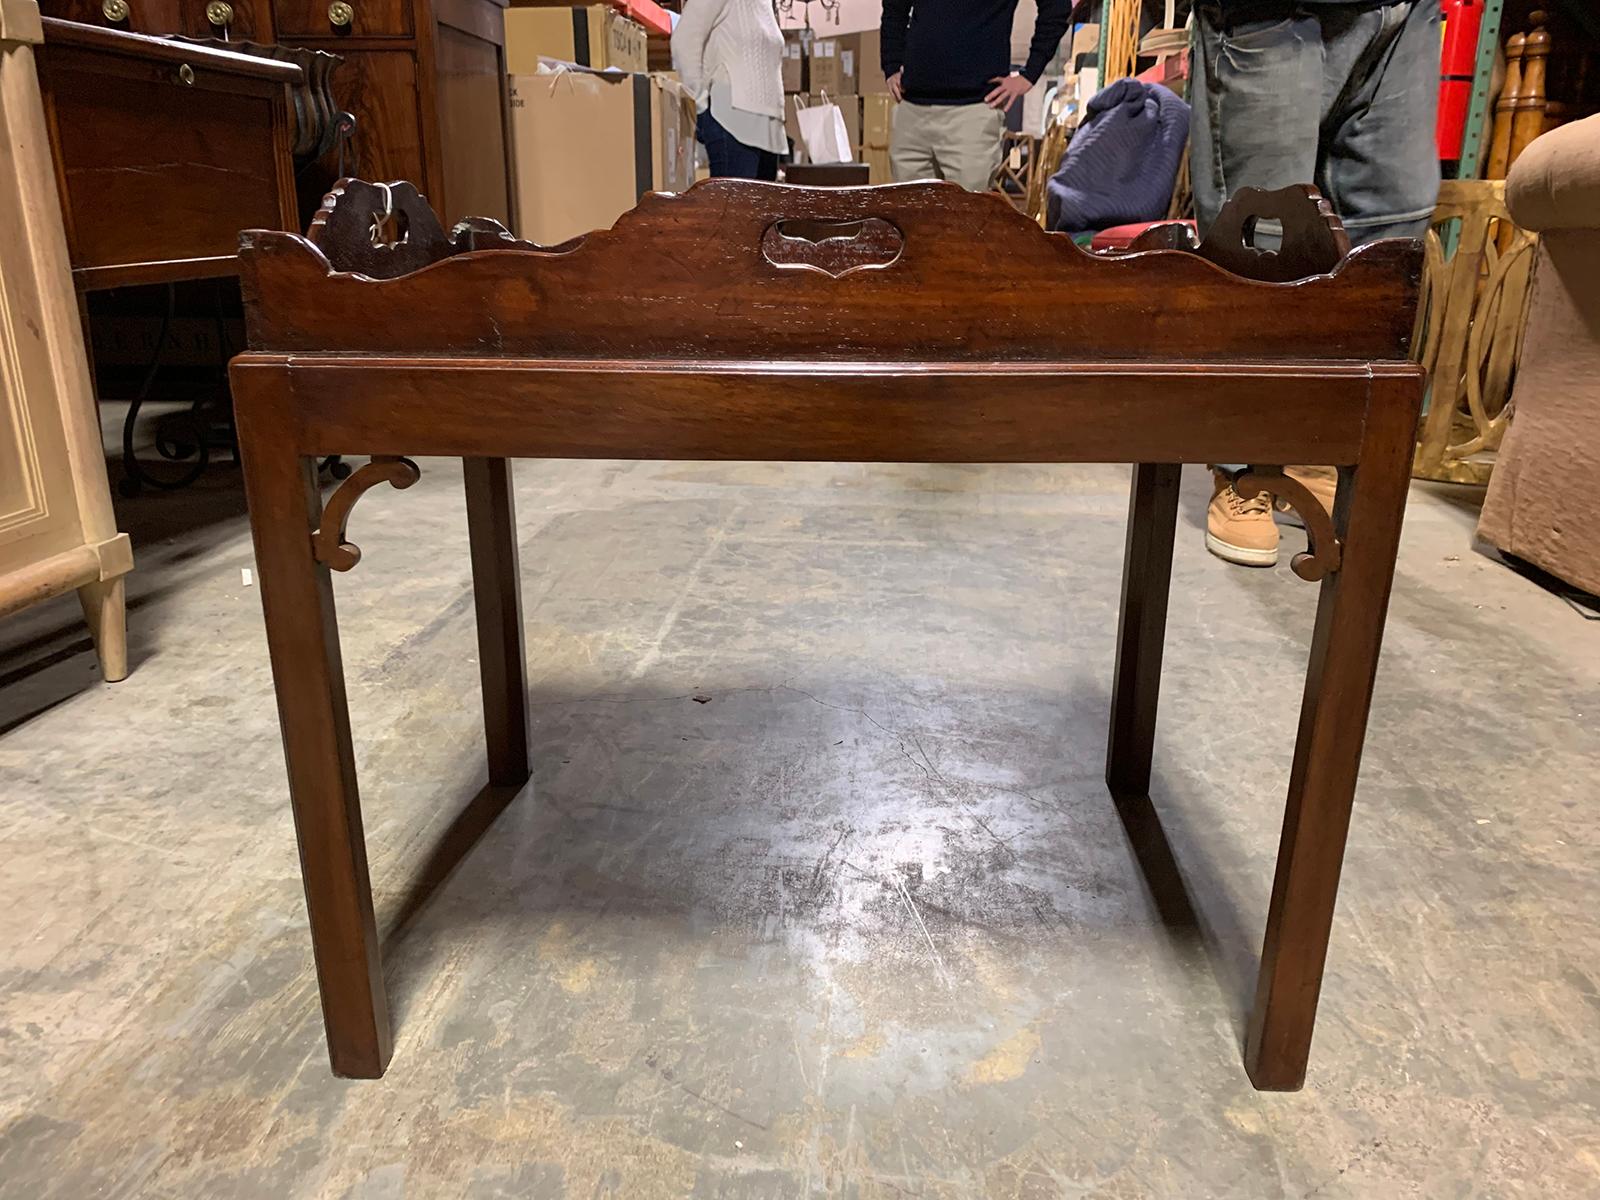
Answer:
[{"left": 1, "top": 458, "right": 1597, "bottom": 1199}]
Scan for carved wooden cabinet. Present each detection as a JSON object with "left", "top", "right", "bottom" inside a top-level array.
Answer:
[
  {"left": 38, "top": 0, "right": 512, "bottom": 226},
  {"left": 0, "top": 1, "right": 132, "bottom": 679}
]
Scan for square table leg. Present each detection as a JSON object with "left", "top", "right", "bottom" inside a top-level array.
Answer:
[
  {"left": 1107, "top": 463, "right": 1182, "bottom": 801},
  {"left": 463, "top": 458, "right": 530, "bottom": 788},
  {"left": 235, "top": 368, "right": 392, "bottom": 1079},
  {"left": 1245, "top": 370, "right": 1419, "bottom": 1089}
]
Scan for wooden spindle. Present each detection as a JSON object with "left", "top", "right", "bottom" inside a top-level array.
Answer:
[
  {"left": 1485, "top": 32, "right": 1525, "bottom": 180},
  {"left": 1509, "top": 13, "right": 1551, "bottom": 169}
]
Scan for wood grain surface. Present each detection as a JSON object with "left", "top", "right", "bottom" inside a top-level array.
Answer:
[{"left": 238, "top": 179, "right": 1423, "bottom": 363}]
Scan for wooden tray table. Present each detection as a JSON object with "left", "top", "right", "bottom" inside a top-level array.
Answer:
[{"left": 231, "top": 178, "right": 1424, "bottom": 1090}]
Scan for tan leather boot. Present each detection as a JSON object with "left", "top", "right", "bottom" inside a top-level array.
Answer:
[{"left": 1207, "top": 470, "right": 1278, "bottom": 566}]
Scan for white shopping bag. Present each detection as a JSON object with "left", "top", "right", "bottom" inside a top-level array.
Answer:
[{"left": 795, "top": 92, "right": 854, "bottom": 165}]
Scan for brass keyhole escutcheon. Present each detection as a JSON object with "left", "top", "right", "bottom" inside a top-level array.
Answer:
[
  {"left": 327, "top": 1, "right": 354, "bottom": 26},
  {"left": 176, "top": 63, "right": 195, "bottom": 85},
  {"left": 101, "top": 0, "right": 130, "bottom": 22},
  {"left": 205, "top": 0, "right": 233, "bottom": 25}
]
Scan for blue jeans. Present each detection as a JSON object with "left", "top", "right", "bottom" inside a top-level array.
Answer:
[
  {"left": 1190, "top": 1, "right": 1440, "bottom": 248},
  {"left": 697, "top": 110, "right": 778, "bottom": 181}
]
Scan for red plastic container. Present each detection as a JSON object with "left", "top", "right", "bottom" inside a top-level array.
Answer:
[{"left": 1438, "top": 0, "right": 1484, "bottom": 164}]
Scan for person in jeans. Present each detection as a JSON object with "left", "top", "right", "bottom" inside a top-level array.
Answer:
[
  {"left": 673, "top": 0, "right": 787, "bottom": 181},
  {"left": 1192, "top": 0, "right": 1439, "bottom": 566},
  {"left": 882, "top": 0, "right": 1071, "bottom": 191}
]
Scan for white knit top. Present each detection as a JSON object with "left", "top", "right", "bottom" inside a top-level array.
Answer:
[{"left": 672, "top": 0, "right": 787, "bottom": 151}]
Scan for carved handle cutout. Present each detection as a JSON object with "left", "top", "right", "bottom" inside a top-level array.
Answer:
[
  {"left": 308, "top": 179, "right": 452, "bottom": 279},
  {"left": 1199, "top": 185, "right": 1352, "bottom": 283},
  {"left": 761, "top": 217, "right": 904, "bottom": 277},
  {"left": 369, "top": 206, "right": 409, "bottom": 248}
]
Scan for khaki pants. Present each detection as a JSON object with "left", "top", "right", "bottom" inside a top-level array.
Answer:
[{"left": 890, "top": 101, "right": 1005, "bottom": 192}]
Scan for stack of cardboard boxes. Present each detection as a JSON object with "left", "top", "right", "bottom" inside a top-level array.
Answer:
[
  {"left": 781, "top": 28, "right": 896, "bottom": 183},
  {"left": 503, "top": 14, "right": 904, "bottom": 240},
  {"left": 503, "top": 4, "right": 697, "bottom": 244},
  {"left": 506, "top": 5, "right": 650, "bottom": 74}
]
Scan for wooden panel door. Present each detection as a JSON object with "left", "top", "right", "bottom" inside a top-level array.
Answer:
[{"left": 434, "top": 19, "right": 507, "bottom": 225}]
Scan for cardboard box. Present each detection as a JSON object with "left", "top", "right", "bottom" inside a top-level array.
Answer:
[
  {"left": 854, "top": 28, "right": 888, "bottom": 94},
  {"left": 509, "top": 66, "right": 696, "bottom": 245},
  {"left": 505, "top": 6, "right": 649, "bottom": 74},
  {"left": 831, "top": 33, "right": 860, "bottom": 93},
  {"left": 785, "top": 93, "right": 861, "bottom": 161},
  {"left": 808, "top": 36, "right": 845, "bottom": 95},
  {"left": 865, "top": 146, "right": 892, "bottom": 185},
  {"left": 782, "top": 31, "right": 805, "bottom": 92},
  {"left": 863, "top": 93, "right": 894, "bottom": 150},
  {"left": 862, "top": 93, "right": 893, "bottom": 182}
]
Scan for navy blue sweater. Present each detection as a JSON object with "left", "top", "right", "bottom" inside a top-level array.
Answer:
[{"left": 881, "top": 0, "right": 1072, "bottom": 106}]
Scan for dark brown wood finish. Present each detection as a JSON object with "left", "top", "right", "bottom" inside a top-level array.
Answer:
[
  {"left": 166, "top": 36, "right": 350, "bottom": 166},
  {"left": 1106, "top": 463, "right": 1181, "bottom": 803},
  {"left": 432, "top": 14, "right": 510, "bottom": 226},
  {"left": 463, "top": 458, "right": 529, "bottom": 788},
  {"left": 273, "top": 0, "right": 413, "bottom": 37},
  {"left": 38, "top": 17, "right": 300, "bottom": 290},
  {"left": 1244, "top": 365, "right": 1419, "bottom": 1090},
  {"left": 40, "top": 14, "right": 299, "bottom": 71},
  {"left": 253, "top": 358, "right": 1376, "bottom": 465},
  {"left": 231, "top": 179, "right": 1426, "bottom": 1089},
  {"left": 46, "top": 0, "right": 184, "bottom": 34},
  {"left": 239, "top": 181, "right": 1420, "bottom": 362},
  {"left": 233, "top": 365, "right": 391, "bottom": 1079},
  {"left": 39, "top": 0, "right": 512, "bottom": 231}
]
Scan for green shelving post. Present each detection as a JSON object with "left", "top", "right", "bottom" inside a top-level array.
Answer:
[{"left": 1454, "top": 0, "right": 1506, "bottom": 181}]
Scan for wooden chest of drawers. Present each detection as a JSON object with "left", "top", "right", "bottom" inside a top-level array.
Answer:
[{"left": 39, "top": 0, "right": 512, "bottom": 227}]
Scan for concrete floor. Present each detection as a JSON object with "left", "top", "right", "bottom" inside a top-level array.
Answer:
[{"left": 1, "top": 457, "right": 1597, "bottom": 1199}]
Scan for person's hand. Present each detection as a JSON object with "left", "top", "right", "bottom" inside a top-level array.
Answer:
[
  {"left": 985, "top": 72, "right": 1031, "bottom": 113},
  {"left": 887, "top": 70, "right": 903, "bottom": 102}
]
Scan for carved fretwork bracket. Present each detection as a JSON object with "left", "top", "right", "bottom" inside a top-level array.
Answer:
[
  {"left": 312, "top": 455, "right": 421, "bottom": 571},
  {"left": 1232, "top": 467, "right": 1342, "bottom": 582}
]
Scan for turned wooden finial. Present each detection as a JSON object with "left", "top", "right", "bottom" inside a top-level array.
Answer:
[
  {"left": 1485, "top": 33, "right": 1526, "bottom": 180},
  {"left": 1510, "top": 12, "right": 1552, "bottom": 170}
]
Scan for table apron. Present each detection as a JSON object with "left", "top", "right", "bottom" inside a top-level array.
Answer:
[{"left": 236, "top": 356, "right": 1405, "bottom": 465}]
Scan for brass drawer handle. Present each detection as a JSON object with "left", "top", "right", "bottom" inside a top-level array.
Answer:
[
  {"left": 327, "top": 1, "right": 353, "bottom": 26},
  {"left": 101, "top": 0, "right": 129, "bottom": 22},
  {"left": 176, "top": 63, "right": 195, "bottom": 84},
  {"left": 206, "top": 0, "right": 233, "bottom": 26}
]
